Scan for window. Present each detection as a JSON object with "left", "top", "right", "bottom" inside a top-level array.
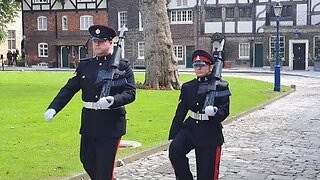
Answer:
[
  {"left": 139, "top": 11, "right": 143, "bottom": 31},
  {"left": 38, "top": 16, "right": 47, "bottom": 31},
  {"left": 38, "top": 43, "right": 48, "bottom": 57},
  {"left": 314, "top": 36, "right": 320, "bottom": 58},
  {"left": 34, "top": 0, "right": 48, "bottom": 3},
  {"left": 138, "top": 42, "right": 145, "bottom": 59},
  {"left": 62, "top": 16, "right": 68, "bottom": 31},
  {"left": 270, "top": 36, "right": 285, "bottom": 61},
  {"left": 177, "top": 0, "right": 188, "bottom": 6},
  {"left": 239, "top": 43, "right": 250, "bottom": 59},
  {"left": 226, "top": 7, "right": 235, "bottom": 18},
  {"left": 7, "top": 30, "right": 16, "bottom": 49},
  {"left": 170, "top": 10, "right": 192, "bottom": 23},
  {"left": 118, "top": 11, "right": 128, "bottom": 30},
  {"left": 239, "top": 7, "right": 252, "bottom": 18},
  {"left": 174, "top": 45, "right": 183, "bottom": 60},
  {"left": 80, "top": 15, "right": 93, "bottom": 30},
  {"left": 205, "top": 7, "right": 222, "bottom": 19}
]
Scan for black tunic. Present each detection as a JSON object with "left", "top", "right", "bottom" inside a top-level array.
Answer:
[
  {"left": 168, "top": 77, "right": 230, "bottom": 147},
  {"left": 47, "top": 55, "right": 136, "bottom": 137}
]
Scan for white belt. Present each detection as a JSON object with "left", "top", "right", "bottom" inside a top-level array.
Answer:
[
  {"left": 84, "top": 102, "right": 109, "bottom": 110},
  {"left": 190, "top": 111, "right": 209, "bottom": 121}
]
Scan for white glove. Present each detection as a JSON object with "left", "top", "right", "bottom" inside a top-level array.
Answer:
[
  {"left": 44, "top": 109, "right": 56, "bottom": 122},
  {"left": 97, "top": 96, "right": 114, "bottom": 109},
  {"left": 204, "top": 106, "right": 218, "bottom": 116}
]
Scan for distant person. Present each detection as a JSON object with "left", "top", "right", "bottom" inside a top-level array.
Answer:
[
  {"left": 12, "top": 50, "right": 17, "bottom": 65},
  {"left": 168, "top": 50, "right": 231, "bottom": 180},
  {"left": 44, "top": 25, "right": 136, "bottom": 180},
  {"left": 6, "top": 50, "right": 12, "bottom": 66}
]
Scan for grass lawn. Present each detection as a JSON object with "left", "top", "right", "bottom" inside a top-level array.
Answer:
[{"left": 0, "top": 71, "right": 291, "bottom": 179}]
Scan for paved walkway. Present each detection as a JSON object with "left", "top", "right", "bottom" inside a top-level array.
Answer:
[
  {"left": 114, "top": 73, "right": 320, "bottom": 180},
  {"left": 3, "top": 65, "right": 320, "bottom": 180}
]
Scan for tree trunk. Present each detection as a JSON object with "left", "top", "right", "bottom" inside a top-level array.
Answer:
[{"left": 140, "top": 0, "right": 180, "bottom": 90}]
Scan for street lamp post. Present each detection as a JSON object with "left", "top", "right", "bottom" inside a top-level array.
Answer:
[{"left": 273, "top": 1, "right": 282, "bottom": 92}]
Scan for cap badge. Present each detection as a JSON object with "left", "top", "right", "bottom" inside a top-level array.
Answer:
[
  {"left": 196, "top": 55, "right": 200, "bottom": 61},
  {"left": 95, "top": 29, "right": 100, "bottom": 34}
]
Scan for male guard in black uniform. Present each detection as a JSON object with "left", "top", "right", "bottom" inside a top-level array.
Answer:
[
  {"left": 44, "top": 25, "right": 136, "bottom": 180},
  {"left": 168, "top": 50, "right": 230, "bottom": 180}
]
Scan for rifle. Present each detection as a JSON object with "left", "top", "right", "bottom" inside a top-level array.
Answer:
[
  {"left": 201, "top": 39, "right": 229, "bottom": 113},
  {"left": 95, "top": 25, "right": 126, "bottom": 98}
]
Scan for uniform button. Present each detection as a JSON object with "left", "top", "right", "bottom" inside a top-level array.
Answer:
[
  {"left": 95, "top": 95, "right": 98, "bottom": 98},
  {"left": 196, "top": 103, "right": 199, "bottom": 105},
  {"left": 99, "top": 63, "right": 102, "bottom": 66},
  {"left": 82, "top": 76, "right": 85, "bottom": 78},
  {"left": 197, "top": 111, "right": 199, "bottom": 113},
  {"left": 196, "top": 121, "right": 199, "bottom": 124}
]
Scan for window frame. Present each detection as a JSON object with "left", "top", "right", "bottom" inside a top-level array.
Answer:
[
  {"left": 80, "top": 15, "right": 93, "bottom": 30},
  {"left": 170, "top": 9, "right": 193, "bottom": 24},
  {"left": 62, "top": 16, "right": 68, "bottom": 31},
  {"left": 174, "top": 45, "right": 183, "bottom": 60},
  {"left": 138, "top": 42, "right": 145, "bottom": 59},
  {"left": 139, "top": 11, "right": 143, "bottom": 31},
  {"left": 34, "top": 0, "right": 48, "bottom": 3},
  {"left": 269, "top": 36, "right": 285, "bottom": 61},
  {"left": 239, "top": 6, "right": 252, "bottom": 18},
  {"left": 37, "top": 16, "right": 47, "bottom": 31},
  {"left": 118, "top": 11, "right": 128, "bottom": 31},
  {"left": 38, "top": 43, "right": 48, "bottom": 57},
  {"left": 7, "top": 30, "right": 16, "bottom": 50},
  {"left": 238, "top": 43, "right": 250, "bottom": 59},
  {"left": 314, "top": 36, "right": 320, "bottom": 59}
]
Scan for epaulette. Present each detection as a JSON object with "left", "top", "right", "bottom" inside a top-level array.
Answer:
[
  {"left": 118, "top": 58, "right": 131, "bottom": 71},
  {"left": 183, "top": 79, "right": 196, "bottom": 86},
  {"left": 217, "top": 80, "right": 229, "bottom": 91}
]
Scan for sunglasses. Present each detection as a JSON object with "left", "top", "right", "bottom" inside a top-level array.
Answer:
[
  {"left": 192, "top": 61, "right": 209, "bottom": 68},
  {"left": 91, "top": 38, "right": 109, "bottom": 43}
]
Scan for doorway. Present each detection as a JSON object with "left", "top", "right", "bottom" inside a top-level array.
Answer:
[
  {"left": 61, "top": 46, "right": 69, "bottom": 68},
  {"left": 254, "top": 43, "right": 263, "bottom": 67},
  {"left": 289, "top": 40, "right": 308, "bottom": 70},
  {"left": 186, "top": 46, "right": 195, "bottom": 68},
  {"left": 293, "top": 43, "right": 305, "bottom": 70}
]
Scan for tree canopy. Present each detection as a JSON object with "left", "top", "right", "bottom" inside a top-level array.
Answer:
[{"left": 0, "top": 1, "right": 20, "bottom": 42}]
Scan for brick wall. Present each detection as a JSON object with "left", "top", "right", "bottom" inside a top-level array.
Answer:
[{"left": 23, "top": 10, "right": 108, "bottom": 65}]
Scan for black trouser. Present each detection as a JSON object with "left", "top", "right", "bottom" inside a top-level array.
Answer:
[
  {"left": 169, "top": 130, "right": 222, "bottom": 180},
  {"left": 80, "top": 136, "right": 121, "bottom": 180}
]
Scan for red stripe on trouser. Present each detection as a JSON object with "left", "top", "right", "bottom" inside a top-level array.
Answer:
[
  {"left": 213, "top": 146, "right": 222, "bottom": 180},
  {"left": 111, "top": 138, "right": 121, "bottom": 180}
]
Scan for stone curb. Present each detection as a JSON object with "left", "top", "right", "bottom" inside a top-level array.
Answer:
[
  {"left": 223, "top": 85, "right": 296, "bottom": 126},
  {"left": 67, "top": 86, "right": 296, "bottom": 180}
]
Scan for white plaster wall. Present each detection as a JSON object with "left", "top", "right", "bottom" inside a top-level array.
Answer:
[
  {"left": 225, "top": 22, "right": 235, "bottom": 33},
  {"left": 296, "top": 4, "right": 307, "bottom": 26},
  {"left": 256, "top": 5, "right": 266, "bottom": 18},
  {"left": 205, "top": 22, "right": 222, "bottom": 33},
  {"left": 312, "top": 15, "right": 320, "bottom": 25},
  {"left": 271, "top": 21, "right": 293, "bottom": 26},
  {"left": 238, "top": 21, "right": 252, "bottom": 33},
  {"left": 256, "top": 21, "right": 265, "bottom": 33}
]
